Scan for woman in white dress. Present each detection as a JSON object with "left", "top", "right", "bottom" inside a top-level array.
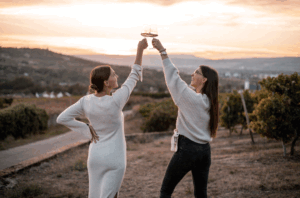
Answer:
[{"left": 56, "top": 38, "right": 148, "bottom": 198}]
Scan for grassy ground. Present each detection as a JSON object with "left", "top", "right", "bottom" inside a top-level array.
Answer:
[{"left": 1, "top": 129, "right": 299, "bottom": 198}]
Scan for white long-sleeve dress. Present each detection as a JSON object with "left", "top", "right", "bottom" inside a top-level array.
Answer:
[{"left": 56, "top": 64, "right": 142, "bottom": 198}]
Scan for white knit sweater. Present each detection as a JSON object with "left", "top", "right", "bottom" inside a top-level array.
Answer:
[{"left": 162, "top": 58, "right": 212, "bottom": 144}]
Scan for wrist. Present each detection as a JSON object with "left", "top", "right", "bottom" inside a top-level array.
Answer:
[
  {"left": 159, "top": 48, "right": 166, "bottom": 53},
  {"left": 160, "top": 48, "right": 167, "bottom": 55}
]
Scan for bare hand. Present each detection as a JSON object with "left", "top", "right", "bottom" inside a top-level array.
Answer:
[
  {"left": 88, "top": 124, "right": 99, "bottom": 143},
  {"left": 152, "top": 38, "right": 165, "bottom": 52},
  {"left": 138, "top": 38, "right": 148, "bottom": 51}
]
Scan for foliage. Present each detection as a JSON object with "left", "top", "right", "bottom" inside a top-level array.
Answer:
[
  {"left": 250, "top": 94, "right": 295, "bottom": 143},
  {"left": 220, "top": 90, "right": 257, "bottom": 134},
  {"left": 0, "top": 97, "right": 14, "bottom": 109},
  {"left": 132, "top": 92, "right": 170, "bottom": 99},
  {"left": 239, "top": 90, "right": 256, "bottom": 129},
  {"left": 259, "top": 72, "right": 300, "bottom": 132},
  {"left": 220, "top": 90, "right": 243, "bottom": 133},
  {"left": 3, "top": 183, "right": 45, "bottom": 198},
  {"left": 250, "top": 72, "right": 300, "bottom": 155},
  {"left": 73, "top": 159, "right": 87, "bottom": 171},
  {"left": 139, "top": 99, "right": 178, "bottom": 132},
  {"left": 0, "top": 103, "right": 49, "bottom": 140},
  {"left": 4, "top": 98, "right": 14, "bottom": 105}
]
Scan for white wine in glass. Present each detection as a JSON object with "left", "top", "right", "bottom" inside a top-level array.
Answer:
[{"left": 141, "top": 25, "right": 158, "bottom": 49}]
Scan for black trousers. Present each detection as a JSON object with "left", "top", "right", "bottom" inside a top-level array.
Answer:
[{"left": 160, "top": 135, "right": 211, "bottom": 198}]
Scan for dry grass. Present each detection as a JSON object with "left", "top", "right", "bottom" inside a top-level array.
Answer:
[
  {"left": 11, "top": 96, "right": 82, "bottom": 116},
  {"left": 11, "top": 95, "right": 163, "bottom": 115},
  {"left": 1, "top": 129, "right": 299, "bottom": 198}
]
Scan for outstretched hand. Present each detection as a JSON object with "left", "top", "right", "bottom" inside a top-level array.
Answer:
[
  {"left": 138, "top": 38, "right": 148, "bottom": 52},
  {"left": 152, "top": 38, "right": 165, "bottom": 52}
]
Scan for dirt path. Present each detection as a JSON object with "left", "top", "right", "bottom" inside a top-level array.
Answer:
[{"left": 1, "top": 129, "right": 299, "bottom": 198}]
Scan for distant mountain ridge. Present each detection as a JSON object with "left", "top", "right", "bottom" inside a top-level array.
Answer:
[{"left": 75, "top": 54, "right": 300, "bottom": 74}]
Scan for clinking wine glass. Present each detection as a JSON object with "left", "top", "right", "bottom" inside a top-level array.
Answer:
[{"left": 141, "top": 25, "right": 158, "bottom": 50}]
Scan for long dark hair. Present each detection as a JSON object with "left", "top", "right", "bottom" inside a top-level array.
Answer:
[
  {"left": 200, "top": 65, "right": 219, "bottom": 137},
  {"left": 89, "top": 65, "right": 111, "bottom": 93}
]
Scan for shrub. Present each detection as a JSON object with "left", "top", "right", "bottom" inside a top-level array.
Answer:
[
  {"left": 250, "top": 94, "right": 295, "bottom": 144},
  {"left": 250, "top": 72, "right": 300, "bottom": 155},
  {"left": 0, "top": 103, "right": 49, "bottom": 140},
  {"left": 4, "top": 183, "right": 44, "bottom": 198},
  {"left": 140, "top": 99, "right": 178, "bottom": 132},
  {"left": 132, "top": 92, "right": 170, "bottom": 99},
  {"left": 0, "top": 98, "right": 14, "bottom": 109},
  {"left": 73, "top": 159, "right": 87, "bottom": 171},
  {"left": 4, "top": 98, "right": 13, "bottom": 105},
  {"left": 220, "top": 90, "right": 243, "bottom": 134}
]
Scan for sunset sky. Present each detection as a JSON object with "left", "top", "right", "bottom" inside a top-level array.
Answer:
[{"left": 0, "top": 0, "right": 299, "bottom": 59}]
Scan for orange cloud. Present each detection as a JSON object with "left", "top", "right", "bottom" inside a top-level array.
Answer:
[
  {"left": 0, "top": 0, "right": 62, "bottom": 8},
  {"left": 2, "top": 0, "right": 299, "bottom": 17},
  {"left": 227, "top": 0, "right": 300, "bottom": 16}
]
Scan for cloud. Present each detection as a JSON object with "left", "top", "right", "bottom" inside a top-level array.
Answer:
[
  {"left": 194, "top": 49, "right": 299, "bottom": 60},
  {"left": 0, "top": 0, "right": 209, "bottom": 8},
  {"left": 0, "top": 0, "right": 176, "bottom": 8},
  {"left": 0, "top": 0, "right": 62, "bottom": 8},
  {"left": 227, "top": 0, "right": 300, "bottom": 16}
]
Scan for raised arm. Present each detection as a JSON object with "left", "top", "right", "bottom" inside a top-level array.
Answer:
[
  {"left": 112, "top": 38, "right": 148, "bottom": 109},
  {"left": 56, "top": 97, "right": 92, "bottom": 139},
  {"left": 152, "top": 38, "right": 189, "bottom": 105}
]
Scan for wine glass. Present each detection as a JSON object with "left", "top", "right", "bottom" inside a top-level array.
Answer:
[{"left": 141, "top": 25, "right": 158, "bottom": 49}]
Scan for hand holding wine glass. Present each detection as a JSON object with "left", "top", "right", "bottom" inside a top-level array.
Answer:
[
  {"left": 152, "top": 38, "right": 165, "bottom": 52},
  {"left": 141, "top": 25, "right": 158, "bottom": 49}
]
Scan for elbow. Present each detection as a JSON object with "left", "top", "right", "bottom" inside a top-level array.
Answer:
[{"left": 56, "top": 114, "right": 65, "bottom": 125}]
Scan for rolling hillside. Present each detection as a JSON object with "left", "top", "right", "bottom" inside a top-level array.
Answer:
[{"left": 0, "top": 47, "right": 191, "bottom": 94}]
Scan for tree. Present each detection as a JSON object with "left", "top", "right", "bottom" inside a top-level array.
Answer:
[
  {"left": 250, "top": 72, "right": 300, "bottom": 155},
  {"left": 238, "top": 90, "right": 256, "bottom": 135},
  {"left": 220, "top": 90, "right": 243, "bottom": 135},
  {"left": 11, "top": 76, "right": 35, "bottom": 91},
  {"left": 250, "top": 94, "right": 294, "bottom": 156},
  {"left": 239, "top": 90, "right": 255, "bottom": 144}
]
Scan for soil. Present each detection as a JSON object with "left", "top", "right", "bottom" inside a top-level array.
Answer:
[{"left": 1, "top": 128, "right": 299, "bottom": 198}]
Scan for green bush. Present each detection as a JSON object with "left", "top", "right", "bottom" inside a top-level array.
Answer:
[
  {"left": 132, "top": 92, "right": 170, "bottom": 99},
  {"left": 250, "top": 72, "right": 300, "bottom": 155},
  {"left": 0, "top": 103, "right": 49, "bottom": 140},
  {"left": 140, "top": 98, "right": 178, "bottom": 132},
  {"left": 139, "top": 102, "right": 160, "bottom": 118},
  {"left": 250, "top": 94, "right": 294, "bottom": 143},
  {"left": 220, "top": 90, "right": 243, "bottom": 134}
]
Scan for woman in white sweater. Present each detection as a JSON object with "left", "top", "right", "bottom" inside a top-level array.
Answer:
[
  {"left": 152, "top": 38, "right": 219, "bottom": 198},
  {"left": 56, "top": 39, "right": 148, "bottom": 198}
]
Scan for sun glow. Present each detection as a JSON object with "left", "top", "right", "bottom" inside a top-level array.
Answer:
[{"left": 0, "top": 0, "right": 299, "bottom": 58}]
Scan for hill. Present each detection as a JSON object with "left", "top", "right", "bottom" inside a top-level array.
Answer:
[
  {"left": 0, "top": 47, "right": 192, "bottom": 95},
  {"left": 75, "top": 54, "right": 300, "bottom": 74}
]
